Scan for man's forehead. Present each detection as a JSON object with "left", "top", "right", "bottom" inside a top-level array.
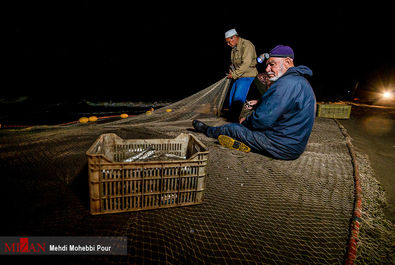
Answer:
[{"left": 266, "top": 57, "right": 281, "bottom": 65}]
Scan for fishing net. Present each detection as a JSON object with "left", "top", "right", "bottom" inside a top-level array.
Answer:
[
  {"left": 353, "top": 152, "right": 394, "bottom": 264},
  {"left": 0, "top": 77, "right": 393, "bottom": 264}
]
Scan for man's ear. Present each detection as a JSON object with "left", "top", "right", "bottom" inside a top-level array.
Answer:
[{"left": 284, "top": 57, "right": 294, "bottom": 66}]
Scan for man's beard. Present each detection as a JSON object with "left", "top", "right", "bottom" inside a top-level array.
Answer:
[{"left": 268, "top": 62, "right": 285, "bottom": 82}]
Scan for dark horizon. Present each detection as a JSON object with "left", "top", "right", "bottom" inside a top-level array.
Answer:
[{"left": 6, "top": 1, "right": 395, "bottom": 103}]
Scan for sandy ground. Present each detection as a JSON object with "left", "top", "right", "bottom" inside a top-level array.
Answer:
[{"left": 338, "top": 104, "right": 395, "bottom": 223}]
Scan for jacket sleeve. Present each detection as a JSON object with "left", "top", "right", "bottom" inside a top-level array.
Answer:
[
  {"left": 231, "top": 42, "right": 255, "bottom": 79},
  {"left": 243, "top": 83, "right": 293, "bottom": 130}
]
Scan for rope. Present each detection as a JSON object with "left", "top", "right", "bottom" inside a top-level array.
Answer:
[
  {"left": 1, "top": 114, "right": 136, "bottom": 129},
  {"left": 334, "top": 119, "right": 363, "bottom": 265}
]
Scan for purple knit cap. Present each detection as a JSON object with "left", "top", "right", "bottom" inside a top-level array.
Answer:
[{"left": 269, "top": 45, "right": 294, "bottom": 59}]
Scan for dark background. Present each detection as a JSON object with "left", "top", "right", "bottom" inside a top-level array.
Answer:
[{"left": 5, "top": 1, "right": 395, "bottom": 106}]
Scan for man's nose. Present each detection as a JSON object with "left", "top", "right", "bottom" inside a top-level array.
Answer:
[{"left": 266, "top": 65, "right": 271, "bottom": 73}]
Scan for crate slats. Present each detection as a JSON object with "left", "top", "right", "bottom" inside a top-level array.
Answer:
[
  {"left": 317, "top": 103, "right": 351, "bottom": 119},
  {"left": 86, "top": 133, "right": 208, "bottom": 214}
]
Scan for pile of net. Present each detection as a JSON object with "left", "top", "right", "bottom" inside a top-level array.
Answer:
[{"left": 0, "top": 78, "right": 393, "bottom": 264}]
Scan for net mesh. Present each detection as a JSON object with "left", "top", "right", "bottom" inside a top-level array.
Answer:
[
  {"left": 353, "top": 152, "right": 394, "bottom": 264},
  {"left": 0, "top": 78, "right": 393, "bottom": 264}
]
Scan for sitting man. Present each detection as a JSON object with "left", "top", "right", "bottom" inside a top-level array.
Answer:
[{"left": 193, "top": 45, "right": 316, "bottom": 160}]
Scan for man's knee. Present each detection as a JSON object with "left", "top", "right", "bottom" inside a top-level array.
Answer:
[{"left": 221, "top": 124, "right": 250, "bottom": 140}]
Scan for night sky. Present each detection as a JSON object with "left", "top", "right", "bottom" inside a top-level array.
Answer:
[{"left": 7, "top": 1, "right": 395, "bottom": 104}]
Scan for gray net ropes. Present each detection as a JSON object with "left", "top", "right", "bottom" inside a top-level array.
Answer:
[{"left": 0, "top": 78, "right": 393, "bottom": 264}]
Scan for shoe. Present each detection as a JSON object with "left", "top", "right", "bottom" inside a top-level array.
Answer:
[
  {"left": 218, "top": 135, "right": 251, "bottom": 153},
  {"left": 192, "top": 120, "right": 208, "bottom": 134}
]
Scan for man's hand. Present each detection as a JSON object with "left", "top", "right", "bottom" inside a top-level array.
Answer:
[
  {"left": 244, "top": 100, "right": 259, "bottom": 110},
  {"left": 227, "top": 70, "right": 233, "bottom": 79}
]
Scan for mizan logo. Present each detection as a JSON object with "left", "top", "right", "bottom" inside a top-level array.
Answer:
[
  {"left": 4, "top": 238, "right": 46, "bottom": 253},
  {"left": 1, "top": 236, "right": 126, "bottom": 255}
]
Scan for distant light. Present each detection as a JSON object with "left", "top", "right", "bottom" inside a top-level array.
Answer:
[{"left": 382, "top": 91, "right": 392, "bottom": 99}]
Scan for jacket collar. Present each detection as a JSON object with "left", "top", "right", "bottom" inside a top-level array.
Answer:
[{"left": 232, "top": 37, "right": 244, "bottom": 51}]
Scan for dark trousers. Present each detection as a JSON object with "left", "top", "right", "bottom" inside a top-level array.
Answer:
[{"left": 206, "top": 123, "right": 273, "bottom": 157}]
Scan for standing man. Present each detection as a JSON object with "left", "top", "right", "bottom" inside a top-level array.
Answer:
[
  {"left": 193, "top": 45, "right": 316, "bottom": 160},
  {"left": 225, "top": 29, "right": 258, "bottom": 121}
]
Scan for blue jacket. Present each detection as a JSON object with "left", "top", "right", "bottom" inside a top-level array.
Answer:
[{"left": 243, "top": 66, "right": 316, "bottom": 160}]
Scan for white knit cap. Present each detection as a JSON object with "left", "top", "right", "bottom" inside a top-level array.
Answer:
[{"left": 225, "top": 29, "right": 238, "bottom": 38}]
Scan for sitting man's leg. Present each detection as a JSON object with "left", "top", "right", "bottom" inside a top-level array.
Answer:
[{"left": 193, "top": 120, "right": 272, "bottom": 156}]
